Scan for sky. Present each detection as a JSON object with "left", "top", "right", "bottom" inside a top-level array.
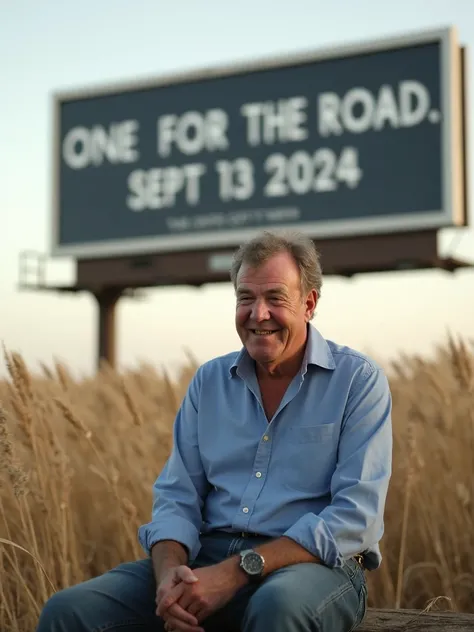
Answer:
[{"left": 1, "top": 0, "right": 474, "bottom": 378}]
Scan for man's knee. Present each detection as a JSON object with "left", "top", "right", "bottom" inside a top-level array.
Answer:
[
  {"left": 244, "top": 568, "right": 312, "bottom": 625},
  {"left": 243, "top": 562, "right": 365, "bottom": 632},
  {"left": 36, "top": 560, "right": 158, "bottom": 632},
  {"left": 37, "top": 585, "right": 85, "bottom": 630}
]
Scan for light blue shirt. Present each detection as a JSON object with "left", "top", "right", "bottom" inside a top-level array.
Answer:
[{"left": 138, "top": 324, "right": 393, "bottom": 571}]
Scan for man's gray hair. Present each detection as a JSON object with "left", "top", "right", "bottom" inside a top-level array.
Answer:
[{"left": 229, "top": 230, "right": 323, "bottom": 300}]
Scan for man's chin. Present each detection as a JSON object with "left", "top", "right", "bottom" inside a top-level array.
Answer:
[{"left": 245, "top": 343, "right": 277, "bottom": 364}]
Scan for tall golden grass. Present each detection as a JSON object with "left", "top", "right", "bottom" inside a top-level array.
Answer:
[{"left": 0, "top": 336, "right": 473, "bottom": 631}]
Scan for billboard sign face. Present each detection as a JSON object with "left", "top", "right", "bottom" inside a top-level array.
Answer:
[{"left": 51, "top": 26, "right": 466, "bottom": 259}]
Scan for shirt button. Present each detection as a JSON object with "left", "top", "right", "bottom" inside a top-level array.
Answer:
[
  {"left": 256, "top": 472, "right": 262, "bottom": 478},
  {"left": 263, "top": 435, "right": 269, "bottom": 442},
  {"left": 242, "top": 507, "right": 249, "bottom": 513}
]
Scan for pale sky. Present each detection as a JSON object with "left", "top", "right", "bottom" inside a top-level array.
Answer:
[{"left": 1, "top": 0, "right": 474, "bottom": 378}]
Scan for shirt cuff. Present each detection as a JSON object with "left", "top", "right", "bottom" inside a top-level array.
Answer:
[
  {"left": 283, "top": 513, "right": 343, "bottom": 568},
  {"left": 138, "top": 518, "right": 201, "bottom": 561}
]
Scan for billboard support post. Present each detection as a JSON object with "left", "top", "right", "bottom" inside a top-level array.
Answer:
[{"left": 96, "top": 287, "right": 122, "bottom": 371}]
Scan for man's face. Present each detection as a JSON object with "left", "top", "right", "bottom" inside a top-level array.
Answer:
[{"left": 235, "top": 251, "right": 317, "bottom": 375}]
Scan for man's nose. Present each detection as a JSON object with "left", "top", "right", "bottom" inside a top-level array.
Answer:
[{"left": 250, "top": 299, "right": 270, "bottom": 322}]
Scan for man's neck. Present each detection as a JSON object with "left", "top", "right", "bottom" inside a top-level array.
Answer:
[{"left": 256, "top": 345, "right": 307, "bottom": 380}]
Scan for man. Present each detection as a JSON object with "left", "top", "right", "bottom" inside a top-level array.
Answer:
[{"left": 37, "top": 230, "right": 393, "bottom": 632}]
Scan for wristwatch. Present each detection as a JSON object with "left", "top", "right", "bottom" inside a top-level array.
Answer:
[{"left": 239, "top": 549, "right": 265, "bottom": 581}]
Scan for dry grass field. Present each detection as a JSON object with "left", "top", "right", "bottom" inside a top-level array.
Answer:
[{"left": 0, "top": 336, "right": 473, "bottom": 631}]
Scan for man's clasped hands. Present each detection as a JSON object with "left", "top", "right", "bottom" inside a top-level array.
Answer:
[{"left": 156, "top": 561, "right": 244, "bottom": 632}]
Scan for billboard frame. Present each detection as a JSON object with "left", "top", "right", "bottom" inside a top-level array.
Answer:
[{"left": 50, "top": 25, "right": 466, "bottom": 259}]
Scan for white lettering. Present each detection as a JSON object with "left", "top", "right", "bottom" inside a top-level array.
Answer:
[
  {"left": 264, "top": 154, "right": 288, "bottom": 196},
  {"left": 161, "top": 166, "right": 184, "bottom": 207},
  {"left": 157, "top": 115, "right": 177, "bottom": 158},
  {"left": 286, "top": 151, "right": 314, "bottom": 195},
  {"left": 183, "top": 163, "right": 207, "bottom": 204},
  {"left": 62, "top": 120, "right": 140, "bottom": 169},
  {"left": 215, "top": 160, "right": 233, "bottom": 201},
  {"left": 205, "top": 109, "right": 230, "bottom": 150},
  {"left": 240, "top": 97, "right": 308, "bottom": 146},
  {"left": 342, "top": 88, "right": 374, "bottom": 134},
  {"left": 335, "top": 147, "right": 363, "bottom": 188},
  {"left": 262, "top": 101, "right": 286, "bottom": 144},
  {"left": 313, "top": 148, "right": 337, "bottom": 191},
  {"left": 215, "top": 158, "right": 255, "bottom": 202},
  {"left": 167, "top": 216, "right": 192, "bottom": 231},
  {"left": 126, "top": 170, "right": 147, "bottom": 211},
  {"left": 177, "top": 111, "right": 205, "bottom": 155},
  {"left": 264, "top": 147, "right": 362, "bottom": 197},
  {"left": 318, "top": 93, "right": 343, "bottom": 137},
  {"left": 157, "top": 109, "right": 229, "bottom": 157},
  {"left": 373, "top": 85, "right": 400, "bottom": 130},
  {"left": 240, "top": 103, "right": 263, "bottom": 146},
  {"left": 126, "top": 163, "right": 206, "bottom": 211},
  {"left": 233, "top": 158, "right": 255, "bottom": 200},
  {"left": 63, "top": 127, "right": 90, "bottom": 169},
  {"left": 400, "top": 80, "right": 430, "bottom": 127},
  {"left": 118, "top": 120, "right": 140, "bottom": 162},
  {"left": 318, "top": 81, "right": 433, "bottom": 136},
  {"left": 287, "top": 97, "right": 309, "bottom": 141}
]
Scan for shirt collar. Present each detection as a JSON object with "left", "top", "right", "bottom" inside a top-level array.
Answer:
[{"left": 229, "top": 323, "right": 336, "bottom": 378}]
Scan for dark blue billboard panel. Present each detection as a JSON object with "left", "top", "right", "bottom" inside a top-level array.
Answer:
[{"left": 51, "top": 27, "right": 466, "bottom": 258}]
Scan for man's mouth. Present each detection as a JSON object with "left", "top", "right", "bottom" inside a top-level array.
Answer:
[{"left": 250, "top": 329, "right": 278, "bottom": 336}]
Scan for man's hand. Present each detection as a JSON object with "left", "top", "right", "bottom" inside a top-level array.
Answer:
[
  {"left": 158, "top": 560, "right": 247, "bottom": 629},
  {"left": 156, "top": 565, "right": 204, "bottom": 632}
]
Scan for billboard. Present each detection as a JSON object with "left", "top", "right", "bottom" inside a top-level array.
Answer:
[{"left": 51, "top": 26, "right": 467, "bottom": 259}]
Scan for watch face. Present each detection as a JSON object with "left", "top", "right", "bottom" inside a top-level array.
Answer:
[{"left": 243, "top": 551, "right": 263, "bottom": 575}]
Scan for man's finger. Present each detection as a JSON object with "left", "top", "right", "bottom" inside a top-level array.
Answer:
[
  {"left": 156, "top": 583, "right": 186, "bottom": 617},
  {"left": 177, "top": 589, "right": 198, "bottom": 613},
  {"left": 182, "top": 599, "right": 202, "bottom": 618},
  {"left": 176, "top": 566, "right": 199, "bottom": 584},
  {"left": 165, "top": 602, "right": 200, "bottom": 627},
  {"left": 163, "top": 614, "right": 204, "bottom": 632},
  {"left": 178, "top": 598, "right": 206, "bottom": 624}
]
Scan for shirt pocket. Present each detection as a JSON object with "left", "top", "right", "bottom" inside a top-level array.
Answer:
[
  {"left": 287, "top": 423, "right": 336, "bottom": 444},
  {"left": 282, "top": 422, "right": 338, "bottom": 493}
]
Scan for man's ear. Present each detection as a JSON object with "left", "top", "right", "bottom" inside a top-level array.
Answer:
[{"left": 305, "top": 289, "right": 318, "bottom": 321}]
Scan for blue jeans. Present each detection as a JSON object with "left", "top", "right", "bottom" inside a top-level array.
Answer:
[{"left": 36, "top": 532, "right": 368, "bottom": 632}]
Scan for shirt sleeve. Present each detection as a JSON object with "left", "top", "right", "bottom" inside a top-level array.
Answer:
[
  {"left": 137, "top": 366, "right": 209, "bottom": 562},
  {"left": 283, "top": 363, "right": 393, "bottom": 568}
]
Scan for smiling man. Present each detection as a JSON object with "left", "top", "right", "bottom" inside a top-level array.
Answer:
[{"left": 36, "top": 230, "right": 393, "bottom": 632}]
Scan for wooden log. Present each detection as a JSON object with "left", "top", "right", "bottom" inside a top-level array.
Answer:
[{"left": 358, "top": 607, "right": 474, "bottom": 631}]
